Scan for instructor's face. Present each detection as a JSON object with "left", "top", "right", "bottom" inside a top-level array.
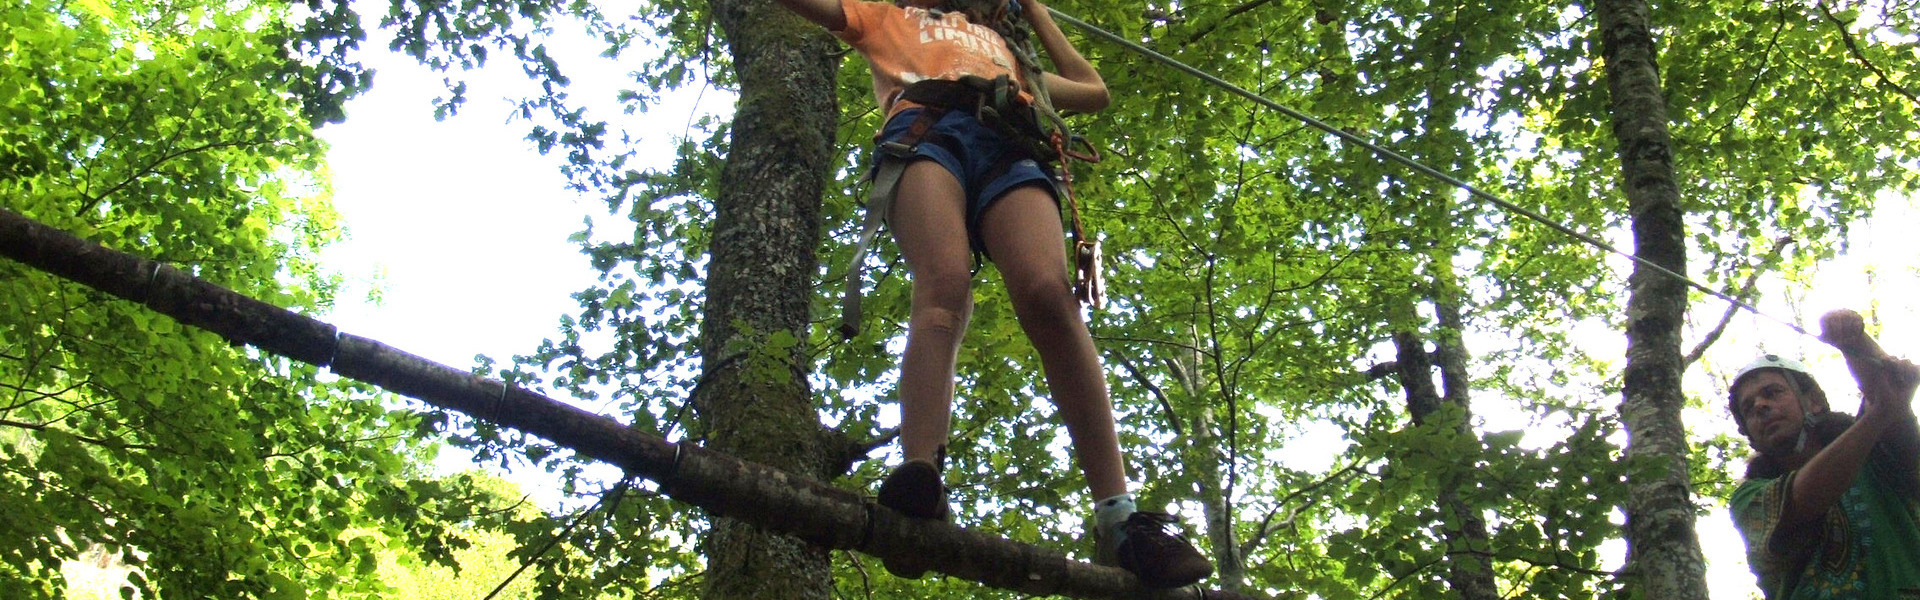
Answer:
[{"left": 1734, "top": 371, "right": 1808, "bottom": 457}]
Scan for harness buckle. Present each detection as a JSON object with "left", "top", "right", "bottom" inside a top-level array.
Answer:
[{"left": 878, "top": 140, "right": 917, "bottom": 158}]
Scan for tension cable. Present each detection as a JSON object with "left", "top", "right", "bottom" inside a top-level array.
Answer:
[{"left": 1046, "top": 8, "right": 1821, "bottom": 341}]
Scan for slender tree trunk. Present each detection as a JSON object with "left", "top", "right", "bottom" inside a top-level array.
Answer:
[
  {"left": 694, "top": 2, "right": 843, "bottom": 599},
  {"left": 1158, "top": 326, "right": 1245, "bottom": 590},
  {"left": 1402, "top": 12, "right": 1498, "bottom": 594},
  {"left": 1389, "top": 301, "right": 1495, "bottom": 600},
  {"left": 1427, "top": 266, "right": 1497, "bottom": 600},
  {"left": 1595, "top": 0, "right": 1709, "bottom": 597},
  {"left": 1181, "top": 378, "right": 1245, "bottom": 590}
]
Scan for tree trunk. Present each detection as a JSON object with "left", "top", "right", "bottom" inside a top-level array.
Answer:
[
  {"left": 1388, "top": 304, "right": 1495, "bottom": 600},
  {"left": 1427, "top": 268, "right": 1498, "bottom": 600},
  {"left": 1595, "top": 0, "right": 1709, "bottom": 597},
  {"left": 1397, "top": 15, "right": 1499, "bottom": 596},
  {"left": 694, "top": 1, "right": 843, "bottom": 599},
  {"left": 1143, "top": 325, "right": 1246, "bottom": 590},
  {"left": 1191, "top": 407, "right": 1244, "bottom": 591}
]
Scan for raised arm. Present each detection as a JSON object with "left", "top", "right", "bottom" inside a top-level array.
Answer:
[
  {"left": 774, "top": 0, "right": 847, "bottom": 31},
  {"left": 1822, "top": 309, "right": 1918, "bottom": 424},
  {"left": 1824, "top": 308, "right": 1920, "bottom": 457},
  {"left": 1783, "top": 310, "right": 1920, "bottom": 527},
  {"left": 1019, "top": 0, "right": 1108, "bottom": 113}
]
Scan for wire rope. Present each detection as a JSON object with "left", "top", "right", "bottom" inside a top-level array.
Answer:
[{"left": 1046, "top": 8, "right": 1823, "bottom": 341}]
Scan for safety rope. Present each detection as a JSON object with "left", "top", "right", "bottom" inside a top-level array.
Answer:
[
  {"left": 983, "top": 0, "right": 1106, "bottom": 307},
  {"left": 1043, "top": 8, "right": 1828, "bottom": 342}
]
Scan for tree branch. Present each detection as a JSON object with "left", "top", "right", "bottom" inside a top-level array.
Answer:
[
  {"left": 1239, "top": 463, "right": 1363, "bottom": 556},
  {"left": 1366, "top": 555, "right": 1444, "bottom": 600},
  {"left": 0, "top": 380, "right": 89, "bottom": 411},
  {"left": 830, "top": 425, "right": 900, "bottom": 475},
  {"left": 0, "top": 206, "right": 1271, "bottom": 600},
  {"left": 259, "top": 432, "right": 412, "bottom": 459},
  {"left": 1703, "top": 4, "right": 1788, "bottom": 148},
  {"left": 75, "top": 139, "right": 264, "bottom": 216},
  {"left": 1091, "top": 334, "right": 1214, "bottom": 363},
  {"left": 1109, "top": 347, "right": 1182, "bottom": 437},
  {"left": 0, "top": 418, "right": 162, "bottom": 452},
  {"left": 1452, "top": 548, "right": 1616, "bottom": 579},
  {"left": 1359, "top": 350, "right": 1443, "bottom": 383},
  {"left": 1815, "top": 2, "right": 1920, "bottom": 108},
  {"left": 1183, "top": 0, "right": 1282, "bottom": 45},
  {"left": 1682, "top": 236, "right": 1792, "bottom": 367}
]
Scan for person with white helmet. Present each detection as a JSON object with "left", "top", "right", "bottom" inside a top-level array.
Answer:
[{"left": 1727, "top": 309, "right": 1920, "bottom": 599}]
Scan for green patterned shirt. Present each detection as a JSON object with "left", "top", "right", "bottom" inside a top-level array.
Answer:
[{"left": 1731, "top": 465, "right": 1920, "bottom": 599}]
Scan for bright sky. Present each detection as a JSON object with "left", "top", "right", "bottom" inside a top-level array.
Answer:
[
  {"left": 312, "top": 18, "right": 720, "bottom": 505},
  {"left": 317, "top": 73, "right": 597, "bottom": 374},
  {"left": 316, "top": 21, "right": 658, "bottom": 373},
  {"left": 310, "top": 18, "right": 1918, "bottom": 600}
]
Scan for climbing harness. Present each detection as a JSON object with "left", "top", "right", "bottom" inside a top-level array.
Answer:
[
  {"left": 1059, "top": 133, "right": 1104, "bottom": 309},
  {"left": 839, "top": 1, "right": 1104, "bottom": 339},
  {"left": 839, "top": 78, "right": 992, "bottom": 340}
]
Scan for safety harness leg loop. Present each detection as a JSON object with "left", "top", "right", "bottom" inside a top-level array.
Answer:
[{"left": 840, "top": 32, "right": 1109, "bottom": 337}]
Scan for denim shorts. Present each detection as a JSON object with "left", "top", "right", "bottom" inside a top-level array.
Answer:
[{"left": 878, "top": 108, "right": 1059, "bottom": 253}]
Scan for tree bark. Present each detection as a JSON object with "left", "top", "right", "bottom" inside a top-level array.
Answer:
[
  {"left": 693, "top": 1, "right": 843, "bottom": 599},
  {"left": 1595, "top": 0, "right": 1710, "bottom": 597},
  {"left": 1192, "top": 405, "right": 1244, "bottom": 591},
  {"left": 1392, "top": 15, "right": 1498, "bottom": 596},
  {"left": 1389, "top": 308, "right": 1495, "bottom": 600},
  {"left": 1167, "top": 334, "right": 1246, "bottom": 591},
  {"left": 1427, "top": 269, "right": 1498, "bottom": 600}
]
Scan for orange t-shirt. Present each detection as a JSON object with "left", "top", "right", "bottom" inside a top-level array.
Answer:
[{"left": 833, "top": 0, "right": 1029, "bottom": 117}]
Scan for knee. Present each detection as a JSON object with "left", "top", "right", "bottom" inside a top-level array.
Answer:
[
  {"left": 909, "top": 301, "right": 971, "bottom": 338},
  {"left": 1006, "top": 276, "right": 1079, "bottom": 327},
  {"left": 910, "top": 272, "right": 972, "bottom": 332}
]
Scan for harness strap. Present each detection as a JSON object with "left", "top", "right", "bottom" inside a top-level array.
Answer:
[
  {"left": 840, "top": 83, "right": 968, "bottom": 339},
  {"left": 839, "top": 152, "right": 910, "bottom": 340}
]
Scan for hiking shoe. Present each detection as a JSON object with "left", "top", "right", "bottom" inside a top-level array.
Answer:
[
  {"left": 1094, "top": 511, "right": 1212, "bottom": 588},
  {"left": 876, "top": 459, "right": 949, "bottom": 521},
  {"left": 875, "top": 459, "right": 949, "bottom": 579}
]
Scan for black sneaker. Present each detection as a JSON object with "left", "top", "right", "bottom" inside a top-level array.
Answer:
[
  {"left": 1094, "top": 511, "right": 1212, "bottom": 588},
  {"left": 875, "top": 459, "right": 950, "bottom": 579},
  {"left": 876, "top": 459, "right": 949, "bottom": 520}
]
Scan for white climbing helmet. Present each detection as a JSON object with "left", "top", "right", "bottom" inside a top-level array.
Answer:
[
  {"left": 1727, "top": 353, "right": 1826, "bottom": 451},
  {"left": 1731, "top": 353, "right": 1815, "bottom": 389}
]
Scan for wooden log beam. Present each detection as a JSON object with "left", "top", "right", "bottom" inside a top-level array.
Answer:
[{"left": 0, "top": 206, "right": 1262, "bottom": 600}]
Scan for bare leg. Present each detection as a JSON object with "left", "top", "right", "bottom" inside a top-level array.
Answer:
[
  {"left": 889, "top": 160, "right": 975, "bottom": 465},
  {"left": 978, "top": 186, "right": 1128, "bottom": 499}
]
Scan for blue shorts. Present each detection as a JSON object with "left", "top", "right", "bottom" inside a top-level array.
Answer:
[{"left": 878, "top": 108, "right": 1059, "bottom": 253}]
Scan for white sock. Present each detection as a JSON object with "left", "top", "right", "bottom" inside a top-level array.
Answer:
[{"left": 1093, "top": 493, "right": 1137, "bottom": 532}]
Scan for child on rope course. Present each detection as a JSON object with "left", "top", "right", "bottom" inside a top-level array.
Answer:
[
  {"left": 1727, "top": 309, "right": 1920, "bottom": 599},
  {"left": 770, "top": 0, "right": 1211, "bottom": 588}
]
